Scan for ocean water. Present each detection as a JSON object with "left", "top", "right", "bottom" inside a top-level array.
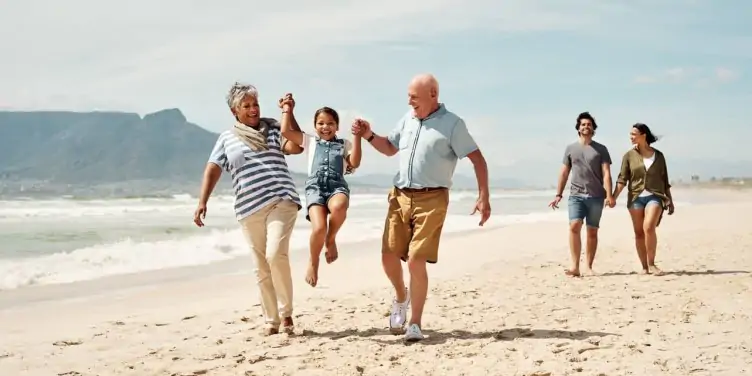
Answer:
[{"left": 0, "top": 188, "right": 705, "bottom": 291}]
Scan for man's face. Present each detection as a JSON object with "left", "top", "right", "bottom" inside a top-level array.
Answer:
[
  {"left": 407, "top": 83, "right": 436, "bottom": 119},
  {"left": 578, "top": 119, "right": 594, "bottom": 136}
]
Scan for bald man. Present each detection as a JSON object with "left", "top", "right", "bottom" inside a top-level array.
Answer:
[{"left": 352, "top": 74, "right": 491, "bottom": 342}]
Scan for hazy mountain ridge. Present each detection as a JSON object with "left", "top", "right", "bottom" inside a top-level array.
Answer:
[
  {"left": 1, "top": 108, "right": 515, "bottom": 199},
  {"left": 3, "top": 108, "right": 745, "bottom": 199}
]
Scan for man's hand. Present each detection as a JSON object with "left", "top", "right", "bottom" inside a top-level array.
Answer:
[
  {"left": 351, "top": 118, "right": 371, "bottom": 137},
  {"left": 548, "top": 195, "right": 562, "bottom": 210},
  {"left": 605, "top": 196, "right": 616, "bottom": 208},
  {"left": 278, "top": 93, "right": 295, "bottom": 112},
  {"left": 193, "top": 203, "right": 207, "bottom": 227},
  {"left": 472, "top": 196, "right": 491, "bottom": 226}
]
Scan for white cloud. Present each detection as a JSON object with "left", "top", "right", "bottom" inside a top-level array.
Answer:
[
  {"left": 0, "top": 0, "right": 611, "bottom": 112},
  {"left": 715, "top": 67, "right": 741, "bottom": 82}
]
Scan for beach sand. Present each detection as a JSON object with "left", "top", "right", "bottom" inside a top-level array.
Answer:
[{"left": 1, "top": 190, "right": 751, "bottom": 375}]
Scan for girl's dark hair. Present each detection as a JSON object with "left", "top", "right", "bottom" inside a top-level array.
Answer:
[
  {"left": 313, "top": 107, "right": 339, "bottom": 125},
  {"left": 575, "top": 111, "right": 598, "bottom": 134},
  {"left": 633, "top": 123, "right": 659, "bottom": 144}
]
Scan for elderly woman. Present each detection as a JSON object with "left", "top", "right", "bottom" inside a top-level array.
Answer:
[{"left": 193, "top": 82, "right": 304, "bottom": 336}]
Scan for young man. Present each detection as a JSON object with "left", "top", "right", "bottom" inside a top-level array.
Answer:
[{"left": 548, "top": 111, "right": 614, "bottom": 277}]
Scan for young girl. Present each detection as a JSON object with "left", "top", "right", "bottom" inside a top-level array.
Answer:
[{"left": 279, "top": 95, "right": 362, "bottom": 287}]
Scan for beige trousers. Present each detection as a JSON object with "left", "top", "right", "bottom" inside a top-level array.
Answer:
[{"left": 239, "top": 199, "right": 299, "bottom": 328}]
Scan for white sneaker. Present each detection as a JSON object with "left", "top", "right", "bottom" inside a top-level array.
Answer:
[
  {"left": 404, "top": 323, "right": 424, "bottom": 342},
  {"left": 389, "top": 289, "right": 410, "bottom": 334}
]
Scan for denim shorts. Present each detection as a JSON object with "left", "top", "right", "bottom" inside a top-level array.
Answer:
[
  {"left": 304, "top": 176, "right": 349, "bottom": 221},
  {"left": 630, "top": 194, "right": 662, "bottom": 210},
  {"left": 568, "top": 196, "right": 604, "bottom": 228}
]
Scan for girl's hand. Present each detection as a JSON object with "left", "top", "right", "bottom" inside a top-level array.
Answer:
[{"left": 278, "top": 93, "right": 295, "bottom": 111}]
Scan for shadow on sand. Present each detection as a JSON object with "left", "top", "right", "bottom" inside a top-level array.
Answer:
[
  {"left": 302, "top": 327, "right": 619, "bottom": 346},
  {"left": 601, "top": 269, "right": 749, "bottom": 277}
]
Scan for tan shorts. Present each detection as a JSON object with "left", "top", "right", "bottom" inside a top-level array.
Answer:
[{"left": 381, "top": 186, "right": 450, "bottom": 263}]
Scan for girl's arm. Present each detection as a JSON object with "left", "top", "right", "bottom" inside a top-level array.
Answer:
[
  {"left": 280, "top": 104, "right": 305, "bottom": 147},
  {"left": 347, "top": 134, "right": 362, "bottom": 169}
]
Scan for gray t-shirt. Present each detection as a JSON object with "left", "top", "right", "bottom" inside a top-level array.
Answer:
[{"left": 562, "top": 140, "right": 612, "bottom": 198}]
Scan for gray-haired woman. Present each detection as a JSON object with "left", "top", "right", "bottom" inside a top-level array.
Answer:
[{"left": 193, "top": 83, "right": 304, "bottom": 336}]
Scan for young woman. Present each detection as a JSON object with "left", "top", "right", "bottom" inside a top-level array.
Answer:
[{"left": 612, "top": 123, "right": 675, "bottom": 276}]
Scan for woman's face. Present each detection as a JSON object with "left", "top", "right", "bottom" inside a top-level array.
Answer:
[
  {"left": 629, "top": 127, "right": 645, "bottom": 145},
  {"left": 233, "top": 95, "right": 260, "bottom": 126},
  {"left": 314, "top": 112, "right": 338, "bottom": 140}
]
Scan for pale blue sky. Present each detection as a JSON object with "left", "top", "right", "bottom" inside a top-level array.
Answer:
[{"left": 1, "top": 0, "right": 749, "bottom": 185}]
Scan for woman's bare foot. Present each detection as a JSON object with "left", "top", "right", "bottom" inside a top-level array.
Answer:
[
  {"left": 583, "top": 268, "right": 599, "bottom": 277},
  {"left": 324, "top": 240, "right": 339, "bottom": 264},
  {"left": 305, "top": 257, "right": 320, "bottom": 287},
  {"left": 640, "top": 268, "right": 650, "bottom": 275},
  {"left": 565, "top": 268, "right": 581, "bottom": 277},
  {"left": 263, "top": 326, "right": 279, "bottom": 336},
  {"left": 281, "top": 317, "right": 294, "bottom": 334},
  {"left": 648, "top": 265, "right": 664, "bottom": 276}
]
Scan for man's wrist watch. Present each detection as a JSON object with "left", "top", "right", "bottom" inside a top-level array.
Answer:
[{"left": 366, "top": 132, "right": 375, "bottom": 142}]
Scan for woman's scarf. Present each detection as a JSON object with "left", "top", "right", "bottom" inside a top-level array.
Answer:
[{"left": 233, "top": 119, "right": 270, "bottom": 152}]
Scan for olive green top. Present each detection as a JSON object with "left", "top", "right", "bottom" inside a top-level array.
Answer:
[{"left": 616, "top": 148, "right": 672, "bottom": 208}]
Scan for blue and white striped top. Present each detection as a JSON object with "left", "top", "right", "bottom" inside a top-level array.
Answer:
[{"left": 208, "top": 121, "right": 301, "bottom": 220}]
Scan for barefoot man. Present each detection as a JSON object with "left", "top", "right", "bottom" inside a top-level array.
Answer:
[
  {"left": 548, "top": 111, "right": 614, "bottom": 277},
  {"left": 352, "top": 73, "right": 491, "bottom": 342}
]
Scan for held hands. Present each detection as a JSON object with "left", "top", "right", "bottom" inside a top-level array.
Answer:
[
  {"left": 278, "top": 93, "right": 295, "bottom": 112},
  {"left": 605, "top": 196, "right": 616, "bottom": 208},
  {"left": 351, "top": 118, "right": 371, "bottom": 138}
]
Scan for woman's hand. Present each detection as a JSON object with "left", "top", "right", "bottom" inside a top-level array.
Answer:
[
  {"left": 193, "top": 203, "right": 207, "bottom": 227},
  {"left": 278, "top": 93, "right": 295, "bottom": 112},
  {"left": 667, "top": 202, "right": 675, "bottom": 215}
]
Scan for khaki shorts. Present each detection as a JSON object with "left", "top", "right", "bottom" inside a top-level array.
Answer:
[{"left": 382, "top": 186, "right": 450, "bottom": 263}]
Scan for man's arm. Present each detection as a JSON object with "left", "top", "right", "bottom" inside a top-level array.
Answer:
[
  {"left": 362, "top": 128, "right": 398, "bottom": 157},
  {"left": 555, "top": 164, "right": 571, "bottom": 197},
  {"left": 467, "top": 150, "right": 489, "bottom": 199},
  {"left": 602, "top": 162, "right": 613, "bottom": 200}
]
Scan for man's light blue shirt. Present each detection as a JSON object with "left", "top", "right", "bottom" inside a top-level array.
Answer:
[{"left": 387, "top": 104, "right": 478, "bottom": 189}]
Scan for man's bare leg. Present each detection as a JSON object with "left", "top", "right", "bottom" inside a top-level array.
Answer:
[
  {"left": 406, "top": 256, "right": 428, "bottom": 327},
  {"left": 567, "top": 220, "right": 583, "bottom": 276},
  {"left": 382, "top": 252, "right": 407, "bottom": 302},
  {"left": 583, "top": 227, "right": 599, "bottom": 276}
]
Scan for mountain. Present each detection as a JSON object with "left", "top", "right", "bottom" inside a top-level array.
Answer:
[{"left": 0, "top": 109, "right": 308, "bottom": 198}]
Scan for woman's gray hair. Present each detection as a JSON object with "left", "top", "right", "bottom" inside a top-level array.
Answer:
[{"left": 226, "top": 82, "right": 259, "bottom": 109}]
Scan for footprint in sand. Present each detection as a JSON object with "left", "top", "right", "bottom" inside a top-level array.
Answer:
[{"left": 53, "top": 340, "right": 83, "bottom": 347}]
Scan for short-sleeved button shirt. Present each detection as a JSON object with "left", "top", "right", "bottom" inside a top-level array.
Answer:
[{"left": 386, "top": 104, "right": 478, "bottom": 189}]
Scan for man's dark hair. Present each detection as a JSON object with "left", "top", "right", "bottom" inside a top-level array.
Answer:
[{"left": 575, "top": 111, "right": 598, "bottom": 135}]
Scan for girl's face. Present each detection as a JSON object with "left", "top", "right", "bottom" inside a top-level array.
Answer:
[{"left": 314, "top": 112, "right": 338, "bottom": 140}]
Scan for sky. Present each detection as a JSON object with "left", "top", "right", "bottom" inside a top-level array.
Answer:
[{"left": 1, "top": 0, "right": 750, "bottom": 186}]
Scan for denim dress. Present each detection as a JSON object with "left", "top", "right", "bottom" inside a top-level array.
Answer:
[{"left": 304, "top": 136, "right": 351, "bottom": 220}]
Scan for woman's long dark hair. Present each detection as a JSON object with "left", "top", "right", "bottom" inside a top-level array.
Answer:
[{"left": 633, "top": 123, "right": 659, "bottom": 144}]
